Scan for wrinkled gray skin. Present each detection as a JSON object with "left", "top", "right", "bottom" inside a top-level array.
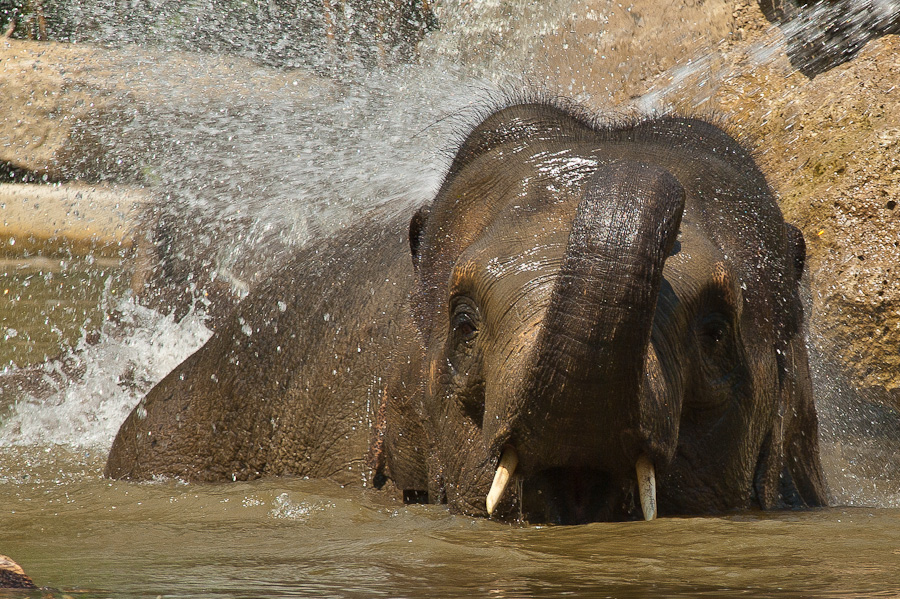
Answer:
[{"left": 107, "top": 101, "right": 827, "bottom": 523}]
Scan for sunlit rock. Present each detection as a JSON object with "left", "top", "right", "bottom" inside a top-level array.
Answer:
[
  {"left": 0, "top": 554, "right": 35, "bottom": 589},
  {"left": 420, "top": 0, "right": 746, "bottom": 105},
  {"left": 0, "top": 183, "right": 145, "bottom": 256},
  {"left": 660, "top": 31, "right": 900, "bottom": 410}
]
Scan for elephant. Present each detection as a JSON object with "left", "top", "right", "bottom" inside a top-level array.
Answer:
[{"left": 106, "top": 100, "right": 828, "bottom": 523}]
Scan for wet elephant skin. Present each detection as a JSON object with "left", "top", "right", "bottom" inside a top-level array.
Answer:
[{"left": 106, "top": 100, "right": 827, "bottom": 524}]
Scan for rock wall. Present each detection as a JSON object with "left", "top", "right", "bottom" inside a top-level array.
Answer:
[
  {"left": 0, "top": 39, "right": 138, "bottom": 182},
  {"left": 722, "top": 35, "right": 900, "bottom": 405},
  {"left": 422, "top": 0, "right": 746, "bottom": 105}
]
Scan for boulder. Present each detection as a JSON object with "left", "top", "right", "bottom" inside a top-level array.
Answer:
[
  {"left": 0, "top": 554, "right": 35, "bottom": 589},
  {"left": 1, "top": 38, "right": 335, "bottom": 324},
  {"left": 0, "top": 183, "right": 145, "bottom": 257},
  {"left": 0, "top": 38, "right": 328, "bottom": 183},
  {"left": 0, "top": 38, "right": 134, "bottom": 182}
]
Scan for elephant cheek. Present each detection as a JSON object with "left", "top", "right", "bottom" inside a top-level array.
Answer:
[
  {"left": 640, "top": 343, "right": 681, "bottom": 467},
  {"left": 426, "top": 356, "right": 440, "bottom": 401}
]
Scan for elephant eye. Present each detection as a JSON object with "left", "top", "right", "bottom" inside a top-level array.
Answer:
[
  {"left": 699, "top": 313, "right": 729, "bottom": 347},
  {"left": 447, "top": 297, "right": 485, "bottom": 426},
  {"left": 450, "top": 303, "right": 479, "bottom": 342},
  {"left": 695, "top": 310, "right": 743, "bottom": 391},
  {"left": 456, "top": 317, "right": 477, "bottom": 338}
]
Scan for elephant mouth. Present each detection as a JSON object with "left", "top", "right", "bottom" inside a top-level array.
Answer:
[
  {"left": 486, "top": 447, "right": 658, "bottom": 524},
  {"left": 520, "top": 468, "right": 628, "bottom": 524}
]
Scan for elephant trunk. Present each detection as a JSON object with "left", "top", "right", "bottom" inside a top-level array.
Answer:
[{"left": 510, "top": 161, "right": 684, "bottom": 477}]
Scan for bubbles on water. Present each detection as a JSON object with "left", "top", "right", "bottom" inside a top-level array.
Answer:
[
  {"left": 269, "top": 491, "right": 334, "bottom": 521},
  {"left": 243, "top": 496, "right": 264, "bottom": 508}
]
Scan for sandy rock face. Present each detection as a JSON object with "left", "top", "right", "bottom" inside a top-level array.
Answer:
[
  {"left": 767, "top": 36, "right": 900, "bottom": 403},
  {"left": 0, "top": 38, "right": 133, "bottom": 181},
  {"left": 1, "top": 38, "right": 336, "bottom": 324},
  {"left": 0, "top": 554, "right": 35, "bottom": 589},
  {"left": 0, "top": 38, "right": 328, "bottom": 182},
  {"left": 671, "top": 32, "right": 900, "bottom": 406},
  {"left": 0, "top": 183, "right": 146, "bottom": 255},
  {"left": 422, "top": 0, "right": 748, "bottom": 105}
]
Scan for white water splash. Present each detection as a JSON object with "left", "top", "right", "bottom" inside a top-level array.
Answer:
[
  {"left": 0, "top": 298, "right": 212, "bottom": 450},
  {"left": 270, "top": 492, "right": 335, "bottom": 521}
]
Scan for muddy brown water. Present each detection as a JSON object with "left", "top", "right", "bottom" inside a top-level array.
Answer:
[
  {"left": 1, "top": 258, "right": 129, "bottom": 369},
  {"left": 1, "top": 448, "right": 899, "bottom": 598}
]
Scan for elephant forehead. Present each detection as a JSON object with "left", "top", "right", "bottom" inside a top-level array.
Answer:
[
  {"left": 430, "top": 143, "right": 600, "bottom": 251},
  {"left": 450, "top": 230, "right": 565, "bottom": 315}
]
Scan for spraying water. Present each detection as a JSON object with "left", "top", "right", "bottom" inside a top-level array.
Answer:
[{"left": 0, "top": 2, "right": 505, "bottom": 448}]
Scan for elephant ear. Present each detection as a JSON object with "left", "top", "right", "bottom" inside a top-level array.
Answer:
[
  {"left": 780, "top": 334, "right": 828, "bottom": 507},
  {"left": 781, "top": 223, "right": 828, "bottom": 506},
  {"left": 784, "top": 222, "right": 806, "bottom": 281},
  {"left": 409, "top": 205, "right": 430, "bottom": 272},
  {"left": 369, "top": 313, "right": 430, "bottom": 501},
  {"left": 754, "top": 223, "right": 828, "bottom": 508}
]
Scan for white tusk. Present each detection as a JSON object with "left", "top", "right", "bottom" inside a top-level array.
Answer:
[
  {"left": 636, "top": 454, "right": 657, "bottom": 521},
  {"left": 486, "top": 446, "right": 519, "bottom": 516}
]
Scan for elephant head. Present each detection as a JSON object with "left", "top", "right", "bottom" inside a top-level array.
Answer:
[{"left": 383, "top": 102, "right": 827, "bottom": 523}]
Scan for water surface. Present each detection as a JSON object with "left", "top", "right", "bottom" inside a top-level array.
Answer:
[{"left": 3, "top": 448, "right": 900, "bottom": 597}]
